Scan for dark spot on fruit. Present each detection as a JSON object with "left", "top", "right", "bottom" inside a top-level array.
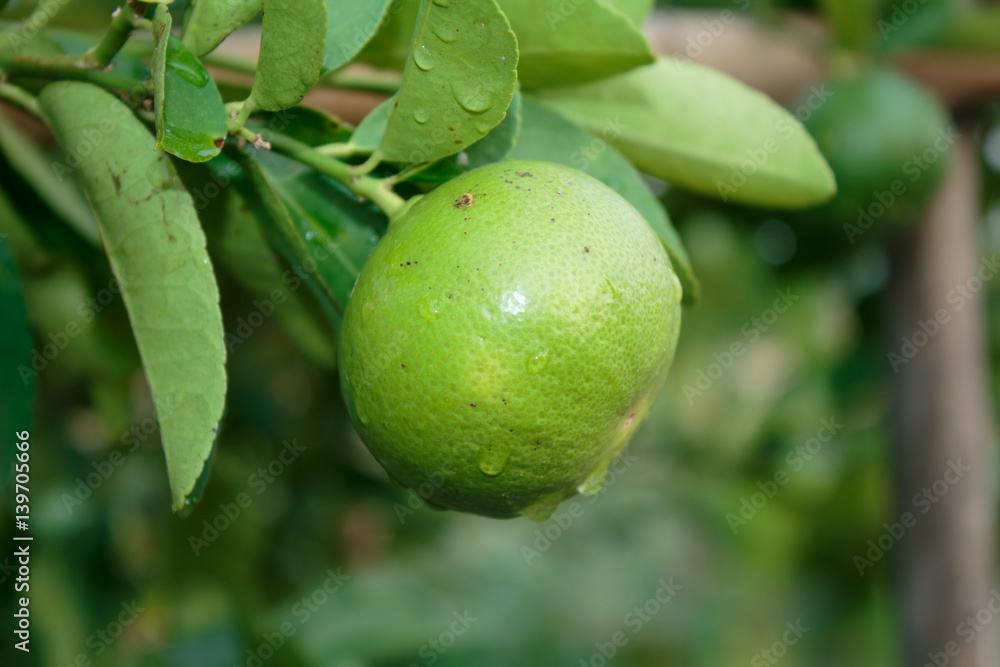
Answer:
[
  {"left": 406, "top": 261, "right": 411, "bottom": 265},
  {"left": 111, "top": 173, "right": 121, "bottom": 194},
  {"left": 550, "top": 218, "right": 555, "bottom": 222},
  {"left": 454, "top": 193, "right": 474, "bottom": 207},
  {"left": 214, "top": 137, "right": 225, "bottom": 148},
  {"left": 470, "top": 403, "right": 477, "bottom": 407},
  {"left": 515, "top": 171, "right": 534, "bottom": 178},
  {"left": 448, "top": 126, "right": 455, "bottom": 131},
  {"left": 401, "top": 363, "right": 406, "bottom": 368},
  {"left": 448, "top": 294, "right": 453, "bottom": 298},
  {"left": 584, "top": 247, "right": 590, "bottom": 253}
]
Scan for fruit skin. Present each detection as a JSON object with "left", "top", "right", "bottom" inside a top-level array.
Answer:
[
  {"left": 800, "top": 68, "right": 950, "bottom": 235},
  {"left": 339, "top": 160, "right": 681, "bottom": 519}
]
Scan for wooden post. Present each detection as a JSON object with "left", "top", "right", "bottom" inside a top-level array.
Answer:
[{"left": 886, "top": 130, "right": 998, "bottom": 667}]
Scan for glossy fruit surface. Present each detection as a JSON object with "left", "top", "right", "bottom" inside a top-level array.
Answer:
[{"left": 339, "top": 160, "right": 681, "bottom": 519}]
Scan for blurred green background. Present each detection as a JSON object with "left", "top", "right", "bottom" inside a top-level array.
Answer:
[{"left": 2, "top": 0, "right": 1000, "bottom": 666}]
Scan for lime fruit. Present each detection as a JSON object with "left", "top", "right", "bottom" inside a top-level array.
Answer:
[
  {"left": 801, "top": 68, "right": 950, "bottom": 234},
  {"left": 339, "top": 160, "right": 682, "bottom": 519}
]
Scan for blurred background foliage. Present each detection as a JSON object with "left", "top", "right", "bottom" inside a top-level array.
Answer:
[{"left": 1, "top": 0, "right": 1000, "bottom": 666}]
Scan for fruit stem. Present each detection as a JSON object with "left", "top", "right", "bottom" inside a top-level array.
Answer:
[
  {"left": 266, "top": 133, "right": 406, "bottom": 219},
  {"left": 0, "top": 82, "right": 41, "bottom": 117},
  {"left": 0, "top": 55, "right": 150, "bottom": 96},
  {"left": 82, "top": 3, "right": 139, "bottom": 70}
]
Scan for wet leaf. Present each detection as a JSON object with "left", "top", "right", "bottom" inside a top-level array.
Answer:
[
  {"left": 182, "top": 0, "right": 263, "bottom": 57},
  {"left": 233, "top": 146, "right": 387, "bottom": 315},
  {"left": 252, "top": 0, "right": 327, "bottom": 111},
  {"left": 498, "top": 0, "right": 653, "bottom": 89},
  {"left": 408, "top": 88, "right": 521, "bottom": 183},
  {"left": 323, "top": 0, "right": 394, "bottom": 73},
  {"left": 205, "top": 180, "right": 337, "bottom": 367},
  {"left": 376, "top": 0, "right": 518, "bottom": 164},
  {"left": 152, "top": 5, "right": 228, "bottom": 163},
  {"left": 539, "top": 57, "right": 837, "bottom": 208},
  {"left": 39, "top": 82, "right": 227, "bottom": 513}
]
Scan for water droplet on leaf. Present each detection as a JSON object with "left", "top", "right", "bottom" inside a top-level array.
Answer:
[
  {"left": 454, "top": 84, "right": 493, "bottom": 114},
  {"left": 413, "top": 108, "right": 430, "bottom": 124},
  {"left": 433, "top": 24, "right": 458, "bottom": 43},
  {"left": 413, "top": 45, "right": 435, "bottom": 71}
]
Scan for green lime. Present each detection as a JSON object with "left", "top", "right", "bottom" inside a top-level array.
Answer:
[
  {"left": 339, "top": 160, "right": 682, "bottom": 519},
  {"left": 801, "top": 68, "right": 951, "bottom": 237}
]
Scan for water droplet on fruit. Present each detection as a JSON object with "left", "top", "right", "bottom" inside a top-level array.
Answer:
[
  {"left": 477, "top": 442, "right": 509, "bottom": 475},
  {"left": 526, "top": 349, "right": 549, "bottom": 374},
  {"left": 670, "top": 272, "right": 683, "bottom": 304},
  {"left": 355, "top": 402, "right": 370, "bottom": 426},
  {"left": 454, "top": 84, "right": 493, "bottom": 114},
  {"left": 433, "top": 24, "right": 458, "bottom": 43},
  {"left": 413, "top": 45, "right": 435, "bottom": 71},
  {"left": 419, "top": 296, "right": 441, "bottom": 321},
  {"left": 604, "top": 276, "right": 622, "bottom": 298},
  {"left": 521, "top": 491, "right": 563, "bottom": 521},
  {"left": 578, "top": 458, "right": 612, "bottom": 495},
  {"left": 413, "top": 108, "right": 429, "bottom": 124}
]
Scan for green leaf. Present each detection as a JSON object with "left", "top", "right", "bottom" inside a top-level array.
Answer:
[
  {"left": 602, "top": 0, "right": 654, "bottom": 27},
  {"left": 152, "top": 6, "right": 228, "bottom": 163},
  {"left": 497, "top": 0, "right": 653, "bottom": 89},
  {"left": 233, "top": 147, "right": 386, "bottom": 314},
  {"left": 376, "top": 0, "right": 518, "bottom": 164},
  {"left": 203, "top": 184, "right": 337, "bottom": 367},
  {"left": 0, "top": 237, "right": 35, "bottom": 485},
  {"left": 407, "top": 88, "right": 522, "bottom": 183},
  {"left": 0, "top": 109, "right": 99, "bottom": 246},
  {"left": 38, "top": 82, "right": 227, "bottom": 513},
  {"left": 348, "top": 96, "right": 393, "bottom": 154},
  {"left": 511, "top": 98, "right": 698, "bottom": 303},
  {"left": 538, "top": 57, "right": 837, "bottom": 209},
  {"left": 252, "top": 0, "right": 327, "bottom": 111},
  {"left": 182, "top": 0, "right": 263, "bottom": 57},
  {"left": 877, "top": 0, "right": 957, "bottom": 54},
  {"left": 322, "top": 0, "right": 394, "bottom": 73},
  {"left": 357, "top": 1, "right": 420, "bottom": 68}
]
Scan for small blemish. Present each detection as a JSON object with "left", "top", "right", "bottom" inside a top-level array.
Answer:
[
  {"left": 584, "top": 247, "right": 590, "bottom": 253},
  {"left": 470, "top": 403, "right": 477, "bottom": 407}
]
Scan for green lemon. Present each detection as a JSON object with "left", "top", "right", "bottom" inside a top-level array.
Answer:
[
  {"left": 802, "top": 67, "right": 950, "bottom": 232},
  {"left": 339, "top": 160, "right": 682, "bottom": 519}
]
